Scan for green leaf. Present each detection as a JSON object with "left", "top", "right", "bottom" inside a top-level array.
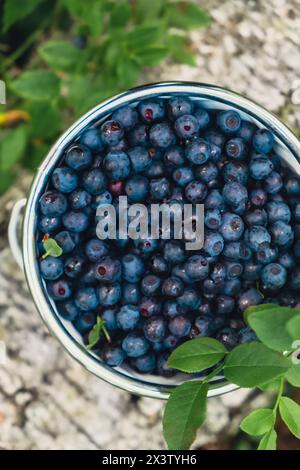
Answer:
[
  {"left": 0, "top": 126, "right": 27, "bottom": 171},
  {"left": 257, "top": 429, "right": 277, "bottom": 450},
  {"left": 27, "top": 102, "right": 61, "bottom": 139},
  {"left": 240, "top": 409, "right": 275, "bottom": 436},
  {"left": 279, "top": 397, "right": 300, "bottom": 439},
  {"left": 2, "top": 0, "right": 45, "bottom": 32},
  {"left": 86, "top": 316, "right": 111, "bottom": 350},
  {"left": 286, "top": 313, "right": 300, "bottom": 341},
  {"left": 167, "top": 2, "right": 211, "bottom": 30},
  {"left": 110, "top": 1, "right": 131, "bottom": 28},
  {"left": 167, "top": 35, "right": 196, "bottom": 66},
  {"left": 247, "top": 305, "right": 295, "bottom": 352},
  {"left": 243, "top": 303, "right": 277, "bottom": 325},
  {"left": 38, "top": 40, "right": 81, "bottom": 71},
  {"left": 42, "top": 238, "right": 63, "bottom": 259},
  {"left": 11, "top": 70, "right": 60, "bottom": 101},
  {"left": 134, "top": 46, "right": 169, "bottom": 66},
  {"left": 125, "top": 25, "right": 163, "bottom": 51},
  {"left": 163, "top": 381, "right": 208, "bottom": 450},
  {"left": 0, "top": 170, "right": 15, "bottom": 194},
  {"left": 286, "top": 364, "right": 300, "bottom": 387},
  {"left": 63, "top": 0, "right": 104, "bottom": 36},
  {"left": 224, "top": 342, "right": 291, "bottom": 388},
  {"left": 258, "top": 377, "right": 282, "bottom": 392},
  {"left": 167, "top": 338, "right": 227, "bottom": 373}
]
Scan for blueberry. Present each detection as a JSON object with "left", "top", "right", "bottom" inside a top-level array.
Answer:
[
  {"left": 134, "top": 237, "right": 159, "bottom": 256},
  {"left": 185, "top": 180, "right": 207, "bottom": 203},
  {"left": 75, "top": 287, "right": 99, "bottom": 311},
  {"left": 68, "top": 189, "right": 92, "bottom": 210},
  {"left": 100, "top": 120, "right": 124, "bottom": 146},
  {"left": 195, "top": 162, "right": 219, "bottom": 184},
  {"left": 286, "top": 176, "right": 300, "bottom": 196},
  {"left": 210, "top": 263, "right": 226, "bottom": 284},
  {"left": 238, "top": 288, "right": 263, "bottom": 311},
  {"left": 223, "top": 162, "right": 248, "bottom": 185},
  {"left": 219, "top": 212, "right": 244, "bottom": 241},
  {"left": 267, "top": 201, "right": 291, "bottom": 224},
  {"left": 122, "top": 333, "right": 149, "bottom": 357},
  {"left": 144, "top": 160, "right": 165, "bottom": 178},
  {"left": 264, "top": 171, "right": 283, "bottom": 194},
  {"left": 163, "top": 335, "right": 179, "bottom": 351},
  {"left": 162, "top": 277, "right": 184, "bottom": 298},
  {"left": 216, "top": 327, "right": 239, "bottom": 349},
  {"left": 167, "top": 97, "right": 193, "bottom": 120},
  {"left": 131, "top": 353, "right": 156, "bottom": 373},
  {"left": 172, "top": 167, "right": 194, "bottom": 187},
  {"left": 40, "top": 256, "right": 64, "bottom": 280},
  {"left": 205, "top": 189, "right": 225, "bottom": 210},
  {"left": 149, "top": 255, "right": 169, "bottom": 274},
  {"left": 190, "top": 315, "right": 214, "bottom": 337},
  {"left": 223, "top": 182, "right": 248, "bottom": 207},
  {"left": 102, "top": 345, "right": 126, "bottom": 367},
  {"left": 125, "top": 175, "right": 149, "bottom": 202},
  {"left": 80, "top": 128, "right": 103, "bottom": 152},
  {"left": 85, "top": 239, "right": 109, "bottom": 262},
  {"left": 270, "top": 221, "right": 294, "bottom": 247},
  {"left": 216, "top": 295, "right": 235, "bottom": 315},
  {"left": 225, "top": 261, "right": 243, "bottom": 279},
  {"left": 295, "top": 203, "right": 300, "bottom": 222},
  {"left": 149, "top": 122, "right": 175, "bottom": 149},
  {"left": 82, "top": 169, "right": 107, "bottom": 195},
  {"left": 112, "top": 105, "right": 138, "bottom": 130},
  {"left": 48, "top": 278, "right": 72, "bottom": 300},
  {"left": 253, "top": 129, "right": 274, "bottom": 154},
  {"left": 249, "top": 156, "right": 273, "bottom": 180},
  {"left": 222, "top": 279, "right": 242, "bottom": 296},
  {"left": 122, "top": 254, "right": 145, "bottom": 283},
  {"left": 144, "top": 316, "right": 166, "bottom": 342},
  {"left": 140, "top": 297, "right": 162, "bottom": 318},
  {"left": 141, "top": 274, "right": 161, "bottom": 296},
  {"left": 163, "top": 300, "right": 186, "bottom": 319},
  {"left": 74, "top": 311, "right": 96, "bottom": 334},
  {"left": 261, "top": 263, "right": 287, "bottom": 290},
  {"left": 217, "top": 110, "right": 241, "bottom": 134},
  {"left": 103, "top": 151, "right": 131, "bottom": 180},
  {"left": 209, "top": 143, "right": 222, "bottom": 162},
  {"left": 194, "top": 107, "right": 211, "bottom": 129},
  {"left": 52, "top": 167, "right": 78, "bottom": 193},
  {"left": 225, "top": 137, "right": 245, "bottom": 160},
  {"left": 223, "top": 241, "right": 251, "bottom": 261},
  {"left": 174, "top": 114, "right": 199, "bottom": 139},
  {"left": 39, "top": 191, "right": 67, "bottom": 217},
  {"left": 127, "top": 146, "right": 152, "bottom": 173},
  {"left": 294, "top": 240, "right": 300, "bottom": 258},
  {"left": 163, "top": 241, "right": 185, "bottom": 265},
  {"left": 117, "top": 305, "right": 140, "bottom": 331},
  {"left": 204, "top": 129, "right": 225, "bottom": 148},
  {"left": 203, "top": 231, "right": 224, "bottom": 256},
  {"left": 278, "top": 251, "right": 295, "bottom": 270},
  {"left": 171, "top": 264, "right": 193, "bottom": 284},
  {"left": 98, "top": 283, "right": 121, "bottom": 306},
  {"left": 177, "top": 287, "right": 201, "bottom": 310},
  {"left": 236, "top": 120, "right": 256, "bottom": 142},
  {"left": 64, "top": 254, "right": 85, "bottom": 278},
  {"left": 186, "top": 138, "right": 211, "bottom": 165},
  {"left": 250, "top": 188, "right": 267, "bottom": 207},
  {"left": 205, "top": 209, "right": 221, "bottom": 230},
  {"left": 246, "top": 225, "right": 271, "bottom": 252},
  {"left": 62, "top": 210, "right": 89, "bottom": 233},
  {"left": 164, "top": 146, "right": 185, "bottom": 169},
  {"left": 39, "top": 216, "right": 61, "bottom": 233},
  {"left": 169, "top": 315, "right": 191, "bottom": 338},
  {"left": 65, "top": 144, "right": 93, "bottom": 170},
  {"left": 59, "top": 300, "right": 79, "bottom": 321},
  {"left": 54, "top": 231, "right": 76, "bottom": 253},
  {"left": 128, "top": 124, "right": 149, "bottom": 146},
  {"left": 238, "top": 327, "right": 257, "bottom": 344},
  {"left": 95, "top": 256, "right": 121, "bottom": 282},
  {"left": 244, "top": 208, "right": 268, "bottom": 226},
  {"left": 150, "top": 177, "right": 170, "bottom": 200},
  {"left": 138, "top": 99, "right": 165, "bottom": 123},
  {"left": 185, "top": 255, "right": 209, "bottom": 281},
  {"left": 102, "top": 308, "right": 118, "bottom": 331},
  {"left": 203, "top": 278, "right": 223, "bottom": 296},
  {"left": 290, "top": 267, "right": 300, "bottom": 291}
]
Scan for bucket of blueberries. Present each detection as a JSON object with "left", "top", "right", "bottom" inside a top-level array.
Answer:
[{"left": 8, "top": 82, "right": 300, "bottom": 399}]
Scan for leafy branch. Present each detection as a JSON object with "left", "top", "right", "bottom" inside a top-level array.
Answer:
[
  {"left": 163, "top": 304, "right": 300, "bottom": 450},
  {"left": 86, "top": 315, "right": 111, "bottom": 351}
]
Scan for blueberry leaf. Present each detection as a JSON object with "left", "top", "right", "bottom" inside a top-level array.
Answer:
[
  {"left": 279, "top": 397, "right": 300, "bottom": 439},
  {"left": 258, "top": 377, "right": 282, "bottom": 392},
  {"left": 86, "top": 316, "right": 111, "bottom": 351},
  {"left": 42, "top": 238, "right": 63, "bottom": 259},
  {"left": 240, "top": 409, "right": 275, "bottom": 436},
  {"left": 224, "top": 342, "right": 291, "bottom": 388},
  {"left": 38, "top": 40, "right": 81, "bottom": 71},
  {"left": 243, "top": 303, "right": 277, "bottom": 325},
  {"left": 163, "top": 381, "right": 208, "bottom": 450},
  {"left": 2, "top": 0, "right": 45, "bottom": 32},
  {"left": 286, "top": 364, "right": 300, "bottom": 387},
  {"left": 167, "top": 338, "right": 227, "bottom": 373},
  {"left": 247, "top": 305, "right": 295, "bottom": 352},
  {"left": 11, "top": 70, "right": 60, "bottom": 101},
  {"left": 0, "top": 126, "right": 27, "bottom": 171},
  {"left": 257, "top": 429, "right": 277, "bottom": 450},
  {"left": 286, "top": 313, "right": 300, "bottom": 341}
]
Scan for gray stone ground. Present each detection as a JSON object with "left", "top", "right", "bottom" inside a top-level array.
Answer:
[{"left": 0, "top": 0, "right": 300, "bottom": 450}]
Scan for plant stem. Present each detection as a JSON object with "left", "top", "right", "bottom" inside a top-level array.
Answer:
[
  {"left": 204, "top": 362, "right": 225, "bottom": 383},
  {"left": 273, "top": 377, "right": 285, "bottom": 413}
]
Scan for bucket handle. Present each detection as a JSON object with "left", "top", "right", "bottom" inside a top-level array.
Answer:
[{"left": 8, "top": 198, "right": 27, "bottom": 271}]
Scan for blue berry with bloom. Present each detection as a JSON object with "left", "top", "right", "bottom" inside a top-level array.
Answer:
[
  {"left": 40, "top": 256, "right": 64, "bottom": 280},
  {"left": 253, "top": 128, "right": 274, "bottom": 154},
  {"left": 100, "top": 120, "right": 124, "bottom": 146},
  {"left": 112, "top": 105, "right": 138, "bottom": 130},
  {"left": 122, "top": 333, "right": 149, "bottom": 358},
  {"left": 127, "top": 146, "right": 152, "bottom": 172},
  {"left": 39, "top": 191, "right": 67, "bottom": 217},
  {"left": 79, "top": 128, "right": 103, "bottom": 152},
  {"left": 138, "top": 99, "right": 165, "bottom": 123},
  {"left": 52, "top": 167, "right": 78, "bottom": 193},
  {"left": 117, "top": 305, "right": 140, "bottom": 331},
  {"left": 125, "top": 175, "right": 149, "bottom": 201},
  {"left": 174, "top": 114, "right": 199, "bottom": 139},
  {"left": 66, "top": 144, "right": 92, "bottom": 170},
  {"left": 225, "top": 137, "right": 246, "bottom": 160},
  {"left": 217, "top": 110, "right": 241, "bottom": 134},
  {"left": 186, "top": 138, "right": 211, "bottom": 165},
  {"left": 167, "top": 96, "right": 193, "bottom": 119},
  {"left": 103, "top": 151, "right": 131, "bottom": 180},
  {"left": 149, "top": 122, "right": 176, "bottom": 149}
]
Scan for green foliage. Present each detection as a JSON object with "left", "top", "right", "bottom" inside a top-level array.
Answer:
[
  {"left": 0, "top": 0, "right": 211, "bottom": 194},
  {"left": 162, "top": 302, "right": 300, "bottom": 451},
  {"left": 42, "top": 237, "right": 63, "bottom": 259},
  {"left": 86, "top": 316, "right": 111, "bottom": 350}
]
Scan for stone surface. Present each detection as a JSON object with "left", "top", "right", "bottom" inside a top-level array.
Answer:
[{"left": 0, "top": 0, "right": 298, "bottom": 450}]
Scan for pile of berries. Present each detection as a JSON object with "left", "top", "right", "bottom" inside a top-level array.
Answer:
[{"left": 37, "top": 95, "right": 300, "bottom": 377}]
